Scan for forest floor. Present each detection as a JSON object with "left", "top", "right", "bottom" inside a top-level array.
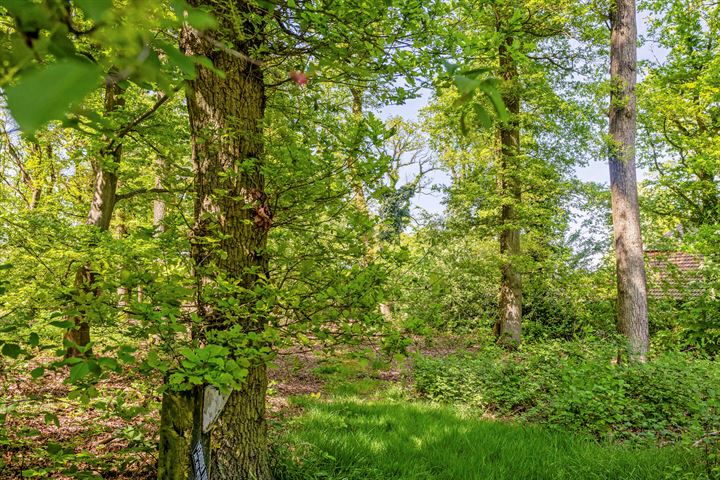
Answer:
[
  {"left": 0, "top": 336, "right": 424, "bottom": 479},
  {"left": 0, "top": 336, "right": 709, "bottom": 479}
]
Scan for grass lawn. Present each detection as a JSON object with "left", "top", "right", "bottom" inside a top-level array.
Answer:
[{"left": 274, "top": 398, "right": 704, "bottom": 480}]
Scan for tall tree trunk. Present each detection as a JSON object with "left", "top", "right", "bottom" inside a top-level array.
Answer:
[
  {"left": 348, "top": 89, "right": 393, "bottom": 321},
  {"left": 158, "top": 2, "right": 271, "bottom": 478},
  {"left": 347, "top": 87, "right": 375, "bottom": 263},
  {"left": 494, "top": 36, "right": 522, "bottom": 347},
  {"left": 349, "top": 88, "right": 369, "bottom": 216},
  {"left": 26, "top": 142, "right": 43, "bottom": 209},
  {"left": 609, "top": 0, "right": 649, "bottom": 361},
  {"left": 154, "top": 156, "right": 167, "bottom": 233},
  {"left": 64, "top": 79, "right": 124, "bottom": 357}
]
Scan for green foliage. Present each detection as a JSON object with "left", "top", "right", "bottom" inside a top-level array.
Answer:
[
  {"left": 636, "top": 0, "right": 720, "bottom": 356},
  {"left": 413, "top": 341, "right": 720, "bottom": 443},
  {"left": 0, "top": 0, "right": 216, "bottom": 133},
  {"left": 394, "top": 223, "right": 616, "bottom": 338},
  {"left": 5, "top": 59, "right": 103, "bottom": 132}
]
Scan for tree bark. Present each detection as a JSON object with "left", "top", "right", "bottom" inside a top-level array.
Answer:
[
  {"left": 494, "top": 36, "right": 522, "bottom": 347},
  {"left": 154, "top": 157, "right": 167, "bottom": 233},
  {"left": 64, "top": 79, "right": 124, "bottom": 357},
  {"left": 349, "top": 88, "right": 369, "bottom": 216},
  {"left": 26, "top": 142, "right": 43, "bottom": 209},
  {"left": 347, "top": 89, "right": 394, "bottom": 321},
  {"left": 87, "top": 79, "right": 124, "bottom": 230},
  {"left": 157, "top": 1, "right": 271, "bottom": 478},
  {"left": 158, "top": 389, "right": 196, "bottom": 480},
  {"left": 609, "top": 0, "right": 649, "bottom": 361}
]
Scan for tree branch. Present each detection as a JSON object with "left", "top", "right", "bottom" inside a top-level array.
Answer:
[{"left": 115, "top": 187, "right": 172, "bottom": 201}]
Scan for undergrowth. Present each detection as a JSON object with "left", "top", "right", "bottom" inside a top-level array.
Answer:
[{"left": 412, "top": 340, "right": 720, "bottom": 445}]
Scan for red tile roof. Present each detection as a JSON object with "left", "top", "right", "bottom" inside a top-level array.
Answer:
[{"left": 646, "top": 251, "right": 705, "bottom": 299}]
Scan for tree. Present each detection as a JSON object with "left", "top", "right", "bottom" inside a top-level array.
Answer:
[
  {"left": 156, "top": 0, "right": 434, "bottom": 476},
  {"left": 495, "top": 24, "right": 522, "bottom": 346},
  {"left": 64, "top": 78, "right": 125, "bottom": 358},
  {"left": 639, "top": 0, "right": 720, "bottom": 232},
  {"left": 156, "top": 1, "right": 272, "bottom": 477},
  {"left": 608, "top": 0, "right": 649, "bottom": 360},
  {"left": 637, "top": 0, "right": 720, "bottom": 354},
  {"left": 426, "top": 0, "right": 601, "bottom": 346}
]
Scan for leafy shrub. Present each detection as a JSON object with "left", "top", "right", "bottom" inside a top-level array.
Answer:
[{"left": 412, "top": 341, "right": 720, "bottom": 443}]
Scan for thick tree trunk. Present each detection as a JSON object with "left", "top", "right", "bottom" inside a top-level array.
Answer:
[
  {"left": 86, "top": 165, "right": 118, "bottom": 230},
  {"left": 609, "top": 0, "right": 649, "bottom": 361},
  {"left": 157, "top": 2, "right": 271, "bottom": 478},
  {"left": 64, "top": 265, "right": 94, "bottom": 357},
  {"left": 88, "top": 79, "right": 124, "bottom": 230},
  {"left": 158, "top": 390, "right": 195, "bottom": 480},
  {"left": 210, "top": 365, "right": 268, "bottom": 478},
  {"left": 347, "top": 90, "right": 376, "bottom": 262},
  {"left": 65, "top": 80, "right": 124, "bottom": 357},
  {"left": 494, "top": 37, "right": 522, "bottom": 347}
]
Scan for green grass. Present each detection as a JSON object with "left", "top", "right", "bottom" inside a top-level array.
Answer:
[
  {"left": 311, "top": 356, "right": 389, "bottom": 398},
  {"left": 274, "top": 398, "right": 706, "bottom": 480}
]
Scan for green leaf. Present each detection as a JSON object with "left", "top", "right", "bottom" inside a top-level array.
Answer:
[
  {"left": 473, "top": 104, "right": 493, "bottom": 128},
  {"left": 43, "top": 413, "right": 60, "bottom": 428},
  {"left": 459, "top": 111, "right": 469, "bottom": 136},
  {"left": 69, "top": 361, "right": 90, "bottom": 382},
  {"left": 255, "top": 0, "right": 276, "bottom": 11},
  {"left": 451, "top": 91, "right": 473, "bottom": 108},
  {"left": 179, "top": 346, "right": 199, "bottom": 363},
  {"left": 87, "top": 359, "right": 102, "bottom": 376},
  {"left": 460, "top": 66, "right": 492, "bottom": 77},
  {"left": 5, "top": 59, "right": 103, "bottom": 133},
  {"left": 0, "top": 0, "right": 52, "bottom": 31},
  {"left": 48, "top": 29, "right": 76, "bottom": 59},
  {"left": 74, "top": 0, "right": 113, "bottom": 21},
  {"left": 169, "top": 372, "right": 185, "bottom": 386},
  {"left": 118, "top": 350, "right": 136, "bottom": 364},
  {"left": 477, "top": 79, "right": 508, "bottom": 121},
  {"left": 185, "top": 7, "right": 217, "bottom": 29},
  {"left": 454, "top": 75, "right": 482, "bottom": 95},
  {"left": 46, "top": 441, "right": 62, "bottom": 455},
  {"left": 28, "top": 332, "right": 40, "bottom": 347},
  {"left": 49, "top": 320, "right": 75, "bottom": 329},
  {"left": 30, "top": 367, "right": 45, "bottom": 379},
  {"left": 98, "top": 356, "right": 119, "bottom": 371},
  {"left": 1, "top": 343, "right": 21, "bottom": 359},
  {"left": 156, "top": 40, "right": 196, "bottom": 79},
  {"left": 441, "top": 60, "right": 459, "bottom": 75}
]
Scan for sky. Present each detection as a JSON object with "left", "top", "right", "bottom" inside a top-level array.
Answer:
[{"left": 376, "top": 10, "right": 670, "bottom": 217}]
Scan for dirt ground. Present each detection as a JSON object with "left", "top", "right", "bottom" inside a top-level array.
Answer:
[{"left": 0, "top": 336, "right": 466, "bottom": 479}]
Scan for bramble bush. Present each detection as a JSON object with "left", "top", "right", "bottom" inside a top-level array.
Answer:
[{"left": 413, "top": 340, "right": 720, "bottom": 443}]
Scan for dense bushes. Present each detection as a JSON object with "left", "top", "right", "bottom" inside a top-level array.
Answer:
[{"left": 413, "top": 341, "right": 720, "bottom": 443}]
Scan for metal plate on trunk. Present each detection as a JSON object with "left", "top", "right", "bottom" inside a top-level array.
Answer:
[{"left": 202, "top": 385, "right": 230, "bottom": 433}]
